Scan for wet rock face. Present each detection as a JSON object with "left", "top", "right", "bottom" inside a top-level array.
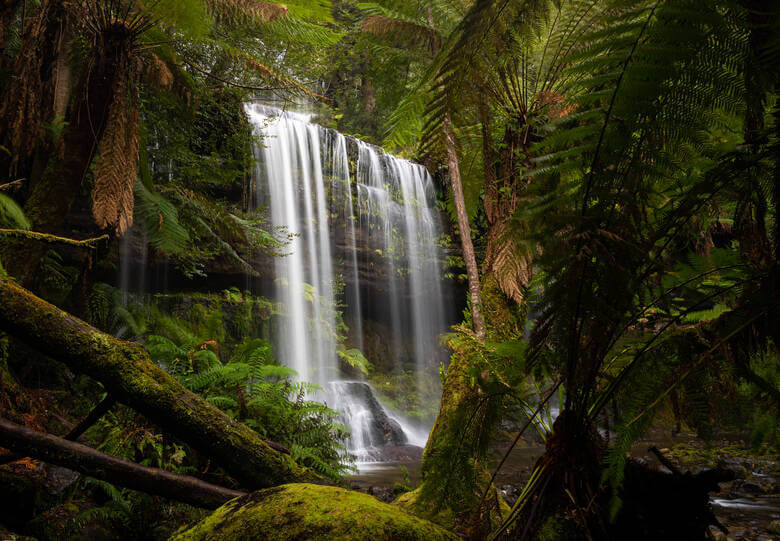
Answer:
[
  {"left": 343, "top": 381, "right": 407, "bottom": 446},
  {"left": 379, "top": 444, "right": 423, "bottom": 463}
]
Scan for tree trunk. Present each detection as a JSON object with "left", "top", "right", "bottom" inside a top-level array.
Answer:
[
  {"left": 2, "top": 17, "right": 121, "bottom": 285},
  {"left": 0, "top": 277, "right": 310, "bottom": 489},
  {"left": 443, "top": 115, "right": 486, "bottom": 339},
  {"left": 0, "top": 417, "right": 246, "bottom": 508},
  {"left": 479, "top": 101, "right": 533, "bottom": 309}
]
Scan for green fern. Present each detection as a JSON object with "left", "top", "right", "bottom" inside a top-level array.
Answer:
[
  {"left": 133, "top": 180, "right": 190, "bottom": 255},
  {"left": 0, "top": 193, "right": 30, "bottom": 229}
]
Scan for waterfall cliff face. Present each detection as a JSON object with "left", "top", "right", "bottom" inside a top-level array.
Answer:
[{"left": 245, "top": 103, "right": 448, "bottom": 460}]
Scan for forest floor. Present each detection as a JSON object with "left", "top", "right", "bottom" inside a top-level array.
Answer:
[{"left": 348, "top": 430, "right": 780, "bottom": 540}]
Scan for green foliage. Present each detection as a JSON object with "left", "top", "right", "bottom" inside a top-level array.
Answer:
[
  {"left": 145, "top": 0, "right": 213, "bottom": 39},
  {"left": 0, "top": 192, "right": 29, "bottom": 229},
  {"left": 337, "top": 347, "right": 372, "bottom": 375},
  {"left": 143, "top": 304, "right": 354, "bottom": 481},
  {"left": 36, "top": 250, "right": 79, "bottom": 305},
  {"left": 133, "top": 180, "right": 190, "bottom": 255},
  {"left": 417, "top": 326, "right": 535, "bottom": 512},
  {"left": 70, "top": 478, "right": 134, "bottom": 534},
  {"left": 485, "top": 0, "right": 780, "bottom": 534},
  {"left": 282, "top": 0, "right": 335, "bottom": 23},
  {"left": 137, "top": 85, "right": 292, "bottom": 278}
]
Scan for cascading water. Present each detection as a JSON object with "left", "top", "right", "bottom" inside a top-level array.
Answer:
[{"left": 245, "top": 103, "right": 448, "bottom": 462}]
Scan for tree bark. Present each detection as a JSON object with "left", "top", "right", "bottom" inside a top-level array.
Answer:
[
  {"left": 2, "top": 12, "right": 122, "bottom": 285},
  {"left": 443, "top": 115, "right": 486, "bottom": 339},
  {"left": 0, "top": 394, "right": 116, "bottom": 466},
  {"left": 0, "top": 417, "right": 246, "bottom": 508},
  {"left": 0, "top": 277, "right": 310, "bottom": 489}
]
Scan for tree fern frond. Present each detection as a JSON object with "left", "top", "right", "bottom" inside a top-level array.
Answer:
[
  {"left": 92, "top": 57, "right": 140, "bottom": 236},
  {"left": 205, "top": 0, "right": 288, "bottom": 26},
  {"left": 0, "top": 192, "right": 30, "bottom": 229},
  {"left": 263, "top": 14, "right": 341, "bottom": 47},
  {"left": 358, "top": 3, "right": 440, "bottom": 53},
  {"left": 133, "top": 180, "right": 190, "bottom": 255}
]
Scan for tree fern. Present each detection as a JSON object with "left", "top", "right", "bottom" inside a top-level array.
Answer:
[
  {"left": 133, "top": 180, "right": 189, "bottom": 255},
  {"left": 493, "top": 0, "right": 770, "bottom": 534},
  {"left": 0, "top": 192, "right": 30, "bottom": 228}
]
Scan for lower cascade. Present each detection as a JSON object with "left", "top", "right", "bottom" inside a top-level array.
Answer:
[
  {"left": 244, "top": 103, "right": 451, "bottom": 462},
  {"left": 328, "top": 381, "right": 426, "bottom": 463}
]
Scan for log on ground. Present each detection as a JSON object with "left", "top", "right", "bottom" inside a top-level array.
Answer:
[
  {"left": 0, "top": 277, "right": 310, "bottom": 489},
  {"left": 0, "top": 417, "right": 246, "bottom": 509}
]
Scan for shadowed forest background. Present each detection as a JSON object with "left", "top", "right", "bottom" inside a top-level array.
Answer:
[{"left": 0, "top": 0, "right": 779, "bottom": 540}]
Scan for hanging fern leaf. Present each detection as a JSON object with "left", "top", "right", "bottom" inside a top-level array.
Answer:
[
  {"left": 91, "top": 53, "right": 140, "bottom": 236},
  {"left": 0, "top": 192, "right": 30, "bottom": 229}
]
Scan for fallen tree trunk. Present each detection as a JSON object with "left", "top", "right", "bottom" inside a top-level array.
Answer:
[
  {"left": 0, "top": 277, "right": 309, "bottom": 489},
  {"left": 0, "top": 395, "right": 116, "bottom": 466},
  {"left": 0, "top": 417, "right": 246, "bottom": 508}
]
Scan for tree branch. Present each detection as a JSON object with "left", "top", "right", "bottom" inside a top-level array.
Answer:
[
  {"left": 0, "top": 394, "right": 117, "bottom": 466},
  {"left": 0, "top": 229, "right": 108, "bottom": 249},
  {"left": 0, "top": 179, "right": 24, "bottom": 192},
  {"left": 0, "top": 417, "right": 246, "bottom": 508}
]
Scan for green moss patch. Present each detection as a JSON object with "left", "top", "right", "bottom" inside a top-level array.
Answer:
[{"left": 171, "top": 483, "right": 458, "bottom": 541}]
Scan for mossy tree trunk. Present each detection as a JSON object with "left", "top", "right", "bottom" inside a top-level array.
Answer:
[{"left": 0, "top": 277, "right": 310, "bottom": 489}]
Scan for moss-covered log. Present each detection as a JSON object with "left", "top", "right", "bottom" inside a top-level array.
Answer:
[
  {"left": 171, "top": 483, "right": 459, "bottom": 541},
  {"left": 0, "top": 417, "right": 246, "bottom": 508},
  {"left": 0, "top": 277, "right": 309, "bottom": 488}
]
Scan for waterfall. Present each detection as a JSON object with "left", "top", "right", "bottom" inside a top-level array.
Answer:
[{"left": 245, "top": 103, "right": 448, "bottom": 461}]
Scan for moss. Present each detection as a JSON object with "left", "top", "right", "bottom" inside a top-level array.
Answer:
[
  {"left": 393, "top": 487, "right": 457, "bottom": 531},
  {"left": 534, "top": 513, "right": 578, "bottom": 541},
  {"left": 171, "top": 483, "right": 458, "bottom": 541},
  {"left": 421, "top": 342, "right": 474, "bottom": 472},
  {"left": 0, "top": 278, "right": 310, "bottom": 489},
  {"left": 480, "top": 273, "right": 526, "bottom": 343}
]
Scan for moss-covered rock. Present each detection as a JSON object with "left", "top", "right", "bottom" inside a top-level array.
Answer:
[{"left": 170, "top": 483, "right": 458, "bottom": 541}]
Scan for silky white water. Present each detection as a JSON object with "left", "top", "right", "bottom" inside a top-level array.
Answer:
[{"left": 245, "top": 103, "right": 447, "bottom": 460}]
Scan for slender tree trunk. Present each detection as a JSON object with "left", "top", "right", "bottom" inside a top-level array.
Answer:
[
  {"left": 424, "top": 7, "right": 485, "bottom": 339},
  {"left": 443, "top": 115, "right": 486, "bottom": 339},
  {"left": 0, "top": 277, "right": 311, "bottom": 489},
  {"left": 0, "top": 417, "right": 246, "bottom": 508}
]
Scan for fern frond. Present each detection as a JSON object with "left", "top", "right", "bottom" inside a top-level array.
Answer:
[
  {"left": 359, "top": 3, "right": 440, "bottom": 53},
  {"left": 205, "top": 0, "right": 288, "bottom": 26},
  {"left": 92, "top": 58, "right": 140, "bottom": 236},
  {"left": 186, "top": 363, "right": 251, "bottom": 391},
  {"left": 0, "top": 193, "right": 30, "bottom": 229},
  {"left": 133, "top": 180, "right": 190, "bottom": 255}
]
